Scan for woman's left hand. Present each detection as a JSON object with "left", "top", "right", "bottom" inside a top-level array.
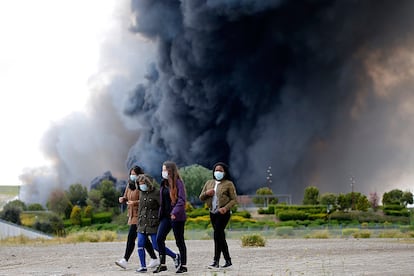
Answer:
[
  {"left": 171, "top": 214, "right": 176, "bottom": 220},
  {"left": 218, "top": 207, "right": 227, "bottom": 214}
]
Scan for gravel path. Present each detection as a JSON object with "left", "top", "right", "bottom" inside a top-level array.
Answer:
[{"left": 1, "top": 239, "right": 413, "bottom": 276}]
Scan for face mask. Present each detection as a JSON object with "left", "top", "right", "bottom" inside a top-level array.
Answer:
[
  {"left": 162, "top": 171, "right": 169, "bottom": 180},
  {"left": 214, "top": 171, "right": 224, "bottom": 181},
  {"left": 130, "top": 174, "right": 137, "bottom": 181},
  {"left": 139, "top": 184, "right": 148, "bottom": 192}
]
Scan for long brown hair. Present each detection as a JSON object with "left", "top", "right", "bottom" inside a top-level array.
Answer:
[{"left": 163, "top": 161, "right": 184, "bottom": 204}]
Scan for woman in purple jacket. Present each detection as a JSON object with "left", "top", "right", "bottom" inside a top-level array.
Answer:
[{"left": 153, "top": 161, "right": 188, "bottom": 274}]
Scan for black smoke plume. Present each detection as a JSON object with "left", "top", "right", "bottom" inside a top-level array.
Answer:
[
  {"left": 125, "top": 0, "right": 414, "bottom": 202},
  {"left": 21, "top": 0, "right": 414, "bottom": 204}
]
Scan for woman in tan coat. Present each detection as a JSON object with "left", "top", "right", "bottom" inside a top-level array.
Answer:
[
  {"left": 199, "top": 162, "right": 237, "bottom": 269},
  {"left": 115, "top": 165, "right": 158, "bottom": 269}
]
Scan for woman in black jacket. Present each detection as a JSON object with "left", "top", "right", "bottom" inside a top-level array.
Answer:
[{"left": 135, "top": 174, "right": 180, "bottom": 273}]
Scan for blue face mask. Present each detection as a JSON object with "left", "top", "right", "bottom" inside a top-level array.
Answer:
[
  {"left": 139, "top": 184, "right": 148, "bottom": 192},
  {"left": 214, "top": 171, "right": 224, "bottom": 181},
  {"left": 130, "top": 174, "right": 137, "bottom": 181}
]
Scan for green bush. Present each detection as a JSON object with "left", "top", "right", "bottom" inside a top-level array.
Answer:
[
  {"left": 70, "top": 206, "right": 82, "bottom": 225},
  {"left": 81, "top": 218, "right": 92, "bottom": 226},
  {"left": 186, "top": 208, "right": 209, "bottom": 218},
  {"left": 278, "top": 210, "right": 308, "bottom": 221},
  {"left": 92, "top": 212, "right": 112, "bottom": 224},
  {"left": 233, "top": 210, "right": 252, "bottom": 218},
  {"left": 241, "top": 233, "right": 265, "bottom": 247},
  {"left": 258, "top": 205, "right": 275, "bottom": 214}
]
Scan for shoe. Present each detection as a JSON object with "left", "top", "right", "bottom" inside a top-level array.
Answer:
[
  {"left": 174, "top": 253, "right": 181, "bottom": 268},
  {"left": 176, "top": 265, "right": 187, "bottom": 273},
  {"left": 221, "top": 260, "right": 232, "bottom": 268},
  {"left": 148, "top": 258, "right": 160, "bottom": 268},
  {"left": 136, "top": 267, "right": 147, "bottom": 273},
  {"left": 115, "top": 258, "right": 127, "bottom": 269},
  {"left": 208, "top": 261, "right": 219, "bottom": 269},
  {"left": 153, "top": 264, "right": 167, "bottom": 273}
]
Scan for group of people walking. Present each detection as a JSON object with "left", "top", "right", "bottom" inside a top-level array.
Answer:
[{"left": 115, "top": 161, "right": 238, "bottom": 274}]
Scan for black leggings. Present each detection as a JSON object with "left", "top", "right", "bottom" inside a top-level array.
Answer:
[
  {"left": 210, "top": 211, "right": 231, "bottom": 262},
  {"left": 124, "top": 224, "right": 156, "bottom": 261}
]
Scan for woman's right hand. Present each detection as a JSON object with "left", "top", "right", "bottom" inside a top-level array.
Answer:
[
  {"left": 118, "top": 196, "right": 124, "bottom": 203},
  {"left": 206, "top": 189, "right": 215, "bottom": 196}
]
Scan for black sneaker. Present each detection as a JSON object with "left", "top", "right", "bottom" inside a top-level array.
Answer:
[
  {"left": 208, "top": 261, "right": 219, "bottom": 269},
  {"left": 176, "top": 265, "right": 187, "bottom": 273},
  {"left": 153, "top": 264, "right": 167, "bottom": 273},
  {"left": 221, "top": 260, "right": 232, "bottom": 268},
  {"left": 174, "top": 253, "right": 181, "bottom": 268}
]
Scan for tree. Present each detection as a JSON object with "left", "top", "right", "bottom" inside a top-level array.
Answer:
[
  {"left": 382, "top": 189, "right": 403, "bottom": 205},
  {"left": 47, "top": 188, "right": 72, "bottom": 217},
  {"left": 0, "top": 205, "right": 21, "bottom": 224},
  {"left": 369, "top": 192, "right": 380, "bottom": 211},
  {"left": 337, "top": 193, "right": 351, "bottom": 211},
  {"left": 356, "top": 194, "right": 370, "bottom": 211},
  {"left": 179, "top": 164, "right": 211, "bottom": 204},
  {"left": 87, "top": 189, "right": 102, "bottom": 210},
  {"left": 99, "top": 180, "right": 120, "bottom": 210},
  {"left": 27, "top": 203, "right": 45, "bottom": 211},
  {"left": 302, "top": 186, "right": 319, "bottom": 205},
  {"left": 3, "top": 199, "right": 26, "bottom": 211},
  {"left": 70, "top": 205, "right": 82, "bottom": 225},
  {"left": 320, "top": 193, "right": 337, "bottom": 207},
  {"left": 253, "top": 187, "right": 278, "bottom": 207},
  {"left": 66, "top": 183, "right": 88, "bottom": 207},
  {"left": 402, "top": 191, "right": 413, "bottom": 207}
]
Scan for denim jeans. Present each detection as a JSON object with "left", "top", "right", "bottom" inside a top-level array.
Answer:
[
  {"left": 125, "top": 224, "right": 156, "bottom": 261},
  {"left": 137, "top": 232, "right": 177, "bottom": 267}
]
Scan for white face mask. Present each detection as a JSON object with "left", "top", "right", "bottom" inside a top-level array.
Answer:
[
  {"left": 214, "top": 171, "right": 224, "bottom": 181},
  {"left": 139, "top": 184, "right": 149, "bottom": 192},
  {"left": 162, "top": 171, "right": 169, "bottom": 180}
]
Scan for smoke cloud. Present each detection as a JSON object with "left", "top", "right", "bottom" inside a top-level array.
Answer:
[{"left": 21, "top": 0, "right": 414, "bottom": 204}]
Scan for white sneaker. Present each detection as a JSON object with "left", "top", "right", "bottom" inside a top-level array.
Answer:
[
  {"left": 115, "top": 258, "right": 127, "bottom": 269},
  {"left": 148, "top": 258, "right": 160, "bottom": 268}
]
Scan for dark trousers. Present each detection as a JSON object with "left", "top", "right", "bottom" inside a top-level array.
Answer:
[
  {"left": 210, "top": 211, "right": 231, "bottom": 262},
  {"left": 156, "top": 217, "right": 187, "bottom": 265},
  {"left": 124, "top": 224, "right": 156, "bottom": 261}
]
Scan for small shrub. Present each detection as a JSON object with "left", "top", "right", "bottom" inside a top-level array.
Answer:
[
  {"left": 276, "top": 226, "right": 294, "bottom": 236},
  {"left": 378, "top": 230, "right": 405, "bottom": 238},
  {"left": 342, "top": 228, "right": 359, "bottom": 237},
  {"left": 241, "top": 234, "right": 265, "bottom": 247},
  {"left": 304, "top": 230, "right": 330, "bottom": 239},
  {"left": 65, "top": 230, "right": 116, "bottom": 242},
  {"left": 353, "top": 230, "right": 371, "bottom": 238}
]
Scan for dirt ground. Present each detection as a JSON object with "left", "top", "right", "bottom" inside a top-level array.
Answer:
[{"left": 1, "top": 238, "right": 413, "bottom": 276}]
